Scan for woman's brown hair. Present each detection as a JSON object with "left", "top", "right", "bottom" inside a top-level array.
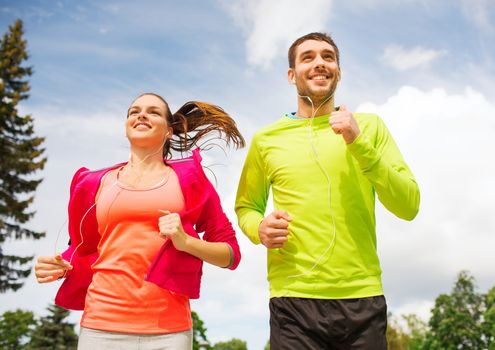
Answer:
[{"left": 131, "top": 93, "right": 245, "bottom": 158}]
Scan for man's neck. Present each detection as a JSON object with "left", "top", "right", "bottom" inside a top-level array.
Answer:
[{"left": 296, "top": 95, "right": 335, "bottom": 118}]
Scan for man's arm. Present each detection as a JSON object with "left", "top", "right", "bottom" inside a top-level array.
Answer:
[
  {"left": 346, "top": 115, "right": 420, "bottom": 220},
  {"left": 235, "top": 134, "right": 270, "bottom": 244},
  {"left": 235, "top": 135, "right": 293, "bottom": 247}
]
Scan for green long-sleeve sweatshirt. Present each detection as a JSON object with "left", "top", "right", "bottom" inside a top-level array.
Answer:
[{"left": 235, "top": 112, "right": 420, "bottom": 299}]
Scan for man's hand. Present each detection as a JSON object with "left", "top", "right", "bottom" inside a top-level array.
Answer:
[
  {"left": 259, "top": 210, "right": 292, "bottom": 249},
  {"left": 329, "top": 104, "right": 360, "bottom": 144}
]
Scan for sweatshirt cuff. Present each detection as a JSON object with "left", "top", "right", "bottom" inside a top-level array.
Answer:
[{"left": 244, "top": 213, "right": 263, "bottom": 245}]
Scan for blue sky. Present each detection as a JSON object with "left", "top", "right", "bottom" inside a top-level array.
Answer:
[{"left": 1, "top": 1, "right": 495, "bottom": 349}]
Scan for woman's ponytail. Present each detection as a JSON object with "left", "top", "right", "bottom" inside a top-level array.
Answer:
[{"left": 165, "top": 101, "right": 245, "bottom": 158}]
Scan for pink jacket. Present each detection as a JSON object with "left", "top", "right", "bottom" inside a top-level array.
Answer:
[{"left": 55, "top": 149, "right": 241, "bottom": 310}]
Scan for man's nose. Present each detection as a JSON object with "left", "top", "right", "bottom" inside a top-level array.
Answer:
[{"left": 314, "top": 54, "right": 325, "bottom": 67}]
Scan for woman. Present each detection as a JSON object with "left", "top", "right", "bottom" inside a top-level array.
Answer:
[{"left": 34, "top": 93, "right": 245, "bottom": 349}]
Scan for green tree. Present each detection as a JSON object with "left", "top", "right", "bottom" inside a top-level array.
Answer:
[
  {"left": 212, "top": 338, "right": 248, "bottom": 350},
  {"left": 27, "top": 305, "right": 77, "bottom": 350},
  {"left": 387, "top": 312, "right": 408, "bottom": 350},
  {"left": 264, "top": 340, "right": 270, "bottom": 350},
  {"left": 403, "top": 314, "right": 427, "bottom": 350},
  {"left": 484, "top": 287, "right": 495, "bottom": 349},
  {"left": 423, "top": 270, "right": 487, "bottom": 350},
  {"left": 0, "top": 19, "right": 46, "bottom": 292},
  {"left": 0, "top": 309, "right": 36, "bottom": 349},
  {"left": 193, "top": 310, "right": 212, "bottom": 350}
]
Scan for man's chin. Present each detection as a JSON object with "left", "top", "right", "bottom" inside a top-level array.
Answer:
[{"left": 299, "top": 88, "right": 335, "bottom": 101}]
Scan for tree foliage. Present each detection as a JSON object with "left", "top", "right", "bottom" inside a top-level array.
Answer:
[
  {"left": 423, "top": 270, "right": 492, "bottom": 349},
  {"left": 193, "top": 310, "right": 212, "bottom": 350},
  {"left": 0, "top": 18, "right": 46, "bottom": 292},
  {"left": 213, "top": 338, "right": 248, "bottom": 350},
  {"left": 27, "top": 305, "right": 77, "bottom": 350},
  {"left": 484, "top": 287, "right": 495, "bottom": 349},
  {"left": 387, "top": 312, "right": 427, "bottom": 350},
  {"left": 0, "top": 309, "right": 36, "bottom": 349}
]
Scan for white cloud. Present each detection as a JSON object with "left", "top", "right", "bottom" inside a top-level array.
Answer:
[
  {"left": 394, "top": 299, "right": 433, "bottom": 322},
  {"left": 357, "top": 86, "right": 495, "bottom": 307},
  {"left": 382, "top": 45, "right": 447, "bottom": 71},
  {"left": 2, "top": 86, "right": 495, "bottom": 349},
  {"left": 220, "top": 0, "right": 333, "bottom": 68},
  {"left": 460, "top": 0, "right": 495, "bottom": 34}
]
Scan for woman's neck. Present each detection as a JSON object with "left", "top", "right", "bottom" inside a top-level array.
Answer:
[{"left": 128, "top": 146, "right": 167, "bottom": 172}]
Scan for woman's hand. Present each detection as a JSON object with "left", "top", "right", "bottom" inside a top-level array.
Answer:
[
  {"left": 34, "top": 254, "right": 73, "bottom": 283},
  {"left": 158, "top": 210, "right": 189, "bottom": 252}
]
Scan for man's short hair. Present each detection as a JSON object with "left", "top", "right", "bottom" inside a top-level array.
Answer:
[{"left": 288, "top": 32, "right": 340, "bottom": 68}]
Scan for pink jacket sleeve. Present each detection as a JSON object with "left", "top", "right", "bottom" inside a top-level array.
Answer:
[{"left": 195, "top": 178, "right": 241, "bottom": 270}]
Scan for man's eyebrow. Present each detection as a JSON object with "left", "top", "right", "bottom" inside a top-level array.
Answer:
[
  {"left": 298, "top": 49, "right": 315, "bottom": 57},
  {"left": 298, "top": 49, "right": 335, "bottom": 57}
]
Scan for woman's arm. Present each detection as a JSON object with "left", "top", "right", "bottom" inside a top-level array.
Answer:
[{"left": 158, "top": 210, "right": 232, "bottom": 268}]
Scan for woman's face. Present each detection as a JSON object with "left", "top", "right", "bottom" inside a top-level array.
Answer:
[{"left": 126, "top": 94, "right": 172, "bottom": 148}]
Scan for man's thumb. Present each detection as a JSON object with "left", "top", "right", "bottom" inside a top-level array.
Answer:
[
  {"left": 339, "top": 104, "right": 347, "bottom": 111},
  {"left": 273, "top": 210, "right": 293, "bottom": 221}
]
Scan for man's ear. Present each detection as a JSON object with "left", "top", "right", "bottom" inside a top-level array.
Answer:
[{"left": 288, "top": 69, "right": 296, "bottom": 85}]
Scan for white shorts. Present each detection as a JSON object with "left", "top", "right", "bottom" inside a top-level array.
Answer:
[{"left": 77, "top": 327, "right": 193, "bottom": 350}]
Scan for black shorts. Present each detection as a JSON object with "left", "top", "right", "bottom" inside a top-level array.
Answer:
[{"left": 269, "top": 296, "right": 387, "bottom": 350}]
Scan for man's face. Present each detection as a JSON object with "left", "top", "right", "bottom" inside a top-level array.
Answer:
[{"left": 288, "top": 39, "right": 340, "bottom": 102}]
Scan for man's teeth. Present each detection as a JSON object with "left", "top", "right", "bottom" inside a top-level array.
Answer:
[{"left": 312, "top": 75, "right": 328, "bottom": 80}]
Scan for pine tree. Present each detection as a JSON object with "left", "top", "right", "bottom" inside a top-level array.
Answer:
[
  {"left": 0, "top": 309, "right": 36, "bottom": 349},
  {"left": 0, "top": 19, "right": 46, "bottom": 292},
  {"left": 27, "top": 305, "right": 77, "bottom": 350}
]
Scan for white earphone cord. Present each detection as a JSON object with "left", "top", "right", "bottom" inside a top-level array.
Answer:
[
  {"left": 55, "top": 142, "right": 168, "bottom": 271},
  {"left": 284, "top": 91, "right": 337, "bottom": 290}
]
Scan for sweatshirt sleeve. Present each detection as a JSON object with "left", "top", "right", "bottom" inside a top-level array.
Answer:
[
  {"left": 235, "top": 134, "right": 270, "bottom": 244},
  {"left": 346, "top": 115, "right": 420, "bottom": 220},
  {"left": 196, "top": 178, "right": 241, "bottom": 270}
]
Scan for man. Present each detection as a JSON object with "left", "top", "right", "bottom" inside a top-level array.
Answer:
[{"left": 235, "top": 32, "right": 420, "bottom": 349}]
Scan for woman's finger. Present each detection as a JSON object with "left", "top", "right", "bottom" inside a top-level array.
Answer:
[
  {"left": 36, "top": 269, "right": 66, "bottom": 278},
  {"left": 37, "top": 274, "right": 62, "bottom": 283},
  {"left": 36, "top": 262, "right": 71, "bottom": 271}
]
